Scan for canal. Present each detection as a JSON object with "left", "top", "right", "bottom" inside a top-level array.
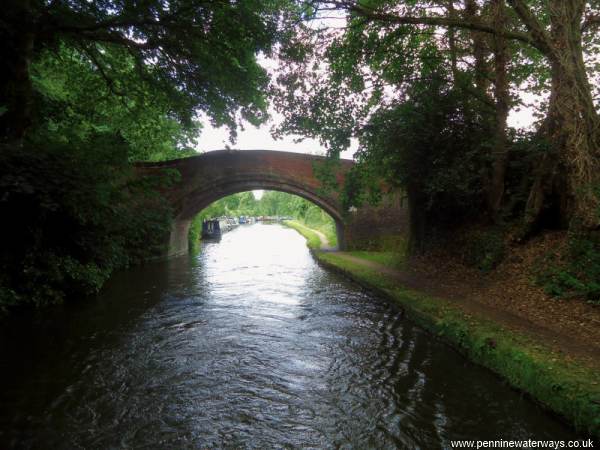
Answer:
[{"left": 0, "top": 224, "right": 578, "bottom": 448}]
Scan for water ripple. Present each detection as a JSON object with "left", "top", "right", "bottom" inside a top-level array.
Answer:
[{"left": 0, "top": 224, "right": 579, "bottom": 449}]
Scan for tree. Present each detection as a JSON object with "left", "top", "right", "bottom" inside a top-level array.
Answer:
[
  {"left": 0, "top": 1, "right": 303, "bottom": 309},
  {"left": 324, "top": 0, "right": 600, "bottom": 231},
  {"left": 1, "top": 0, "right": 292, "bottom": 142},
  {"left": 441, "top": 0, "right": 510, "bottom": 220},
  {"left": 0, "top": 135, "right": 175, "bottom": 308},
  {"left": 30, "top": 43, "right": 200, "bottom": 161},
  {"left": 274, "top": 0, "right": 599, "bottom": 233}
]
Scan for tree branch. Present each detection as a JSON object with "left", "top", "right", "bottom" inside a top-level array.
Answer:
[
  {"left": 505, "top": 0, "right": 555, "bottom": 57},
  {"left": 76, "top": 30, "right": 157, "bottom": 50},
  {"left": 342, "top": 3, "right": 542, "bottom": 51},
  {"left": 582, "top": 14, "right": 600, "bottom": 32},
  {"left": 80, "top": 44, "right": 128, "bottom": 100},
  {"left": 45, "top": 5, "right": 188, "bottom": 34}
]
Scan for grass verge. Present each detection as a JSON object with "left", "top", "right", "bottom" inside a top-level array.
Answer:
[
  {"left": 282, "top": 220, "right": 323, "bottom": 249},
  {"left": 314, "top": 251, "right": 600, "bottom": 439},
  {"left": 347, "top": 250, "right": 406, "bottom": 269}
]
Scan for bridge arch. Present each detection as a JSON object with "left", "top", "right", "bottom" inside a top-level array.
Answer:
[{"left": 135, "top": 150, "right": 353, "bottom": 256}]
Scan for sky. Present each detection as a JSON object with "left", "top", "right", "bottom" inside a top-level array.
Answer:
[
  {"left": 195, "top": 96, "right": 537, "bottom": 161},
  {"left": 194, "top": 63, "right": 539, "bottom": 162},
  {"left": 194, "top": 14, "right": 359, "bottom": 160},
  {"left": 195, "top": 111, "right": 357, "bottom": 160},
  {"left": 194, "top": 109, "right": 358, "bottom": 200},
  {"left": 196, "top": 97, "right": 537, "bottom": 201},
  {"left": 193, "top": 6, "right": 545, "bottom": 164},
  {"left": 192, "top": 17, "right": 541, "bottom": 201},
  {"left": 191, "top": 8, "right": 599, "bottom": 204}
]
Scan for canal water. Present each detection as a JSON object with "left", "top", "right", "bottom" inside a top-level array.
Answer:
[{"left": 0, "top": 224, "right": 578, "bottom": 448}]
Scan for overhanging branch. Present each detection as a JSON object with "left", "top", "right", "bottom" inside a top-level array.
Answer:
[
  {"left": 341, "top": 3, "right": 541, "bottom": 50},
  {"left": 582, "top": 14, "right": 600, "bottom": 32}
]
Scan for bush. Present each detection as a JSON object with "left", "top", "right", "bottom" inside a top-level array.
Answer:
[
  {"left": 461, "top": 229, "right": 506, "bottom": 272},
  {"left": 535, "top": 232, "right": 600, "bottom": 303},
  {"left": 188, "top": 214, "right": 203, "bottom": 253},
  {"left": 347, "top": 76, "right": 490, "bottom": 253},
  {"left": 0, "top": 135, "right": 173, "bottom": 311}
]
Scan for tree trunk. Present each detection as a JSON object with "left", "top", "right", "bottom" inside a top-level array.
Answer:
[
  {"left": 464, "top": 0, "right": 491, "bottom": 94},
  {"left": 523, "top": 0, "right": 600, "bottom": 233},
  {"left": 407, "top": 183, "right": 428, "bottom": 255},
  {"left": 447, "top": 0, "right": 460, "bottom": 82},
  {"left": 0, "top": 0, "right": 35, "bottom": 143},
  {"left": 464, "top": 0, "right": 510, "bottom": 222},
  {"left": 487, "top": 0, "right": 510, "bottom": 220}
]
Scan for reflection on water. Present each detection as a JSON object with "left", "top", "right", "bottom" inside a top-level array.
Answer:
[{"left": 0, "top": 224, "right": 578, "bottom": 448}]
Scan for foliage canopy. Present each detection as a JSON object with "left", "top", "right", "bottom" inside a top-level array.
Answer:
[{"left": 0, "top": 0, "right": 298, "bottom": 310}]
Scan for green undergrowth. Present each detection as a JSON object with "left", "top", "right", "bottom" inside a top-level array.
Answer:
[
  {"left": 460, "top": 228, "right": 506, "bottom": 272},
  {"left": 535, "top": 232, "right": 600, "bottom": 304},
  {"left": 319, "top": 223, "right": 338, "bottom": 248},
  {"left": 283, "top": 220, "right": 323, "bottom": 249},
  {"left": 296, "top": 216, "right": 337, "bottom": 248},
  {"left": 347, "top": 234, "right": 408, "bottom": 254},
  {"left": 347, "top": 251, "right": 406, "bottom": 269},
  {"left": 0, "top": 139, "right": 174, "bottom": 312},
  {"left": 315, "top": 252, "right": 600, "bottom": 438},
  {"left": 188, "top": 214, "right": 203, "bottom": 252}
]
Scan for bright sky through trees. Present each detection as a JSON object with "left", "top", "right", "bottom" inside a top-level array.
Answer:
[
  {"left": 195, "top": 19, "right": 540, "bottom": 160},
  {"left": 196, "top": 83, "right": 537, "bottom": 157}
]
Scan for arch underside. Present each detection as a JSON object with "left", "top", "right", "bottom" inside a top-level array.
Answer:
[
  {"left": 176, "top": 175, "right": 344, "bottom": 223},
  {"left": 166, "top": 175, "right": 345, "bottom": 256}
]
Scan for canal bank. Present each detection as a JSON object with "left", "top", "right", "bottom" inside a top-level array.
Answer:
[
  {"left": 284, "top": 222, "right": 600, "bottom": 439},
  {"left": 282, "top": 220, "right": 331, "bottom": 249}
]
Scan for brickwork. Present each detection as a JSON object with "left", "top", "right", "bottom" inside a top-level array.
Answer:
[
  {"left": 136, "top": 150, "right": 409, "bottom": 256},
  {"left": 344, "top": 192, "right": 410, "bottom": 251},
  {"left": 136, "top": 150, "right": 353, "bottom": 256}
]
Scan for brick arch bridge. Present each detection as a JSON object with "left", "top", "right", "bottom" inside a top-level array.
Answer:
[{"left": 135, "top": 150, "right": 354, "bottom": 256}]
